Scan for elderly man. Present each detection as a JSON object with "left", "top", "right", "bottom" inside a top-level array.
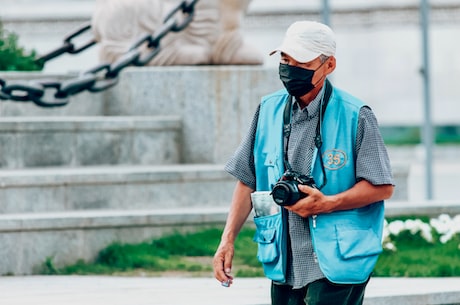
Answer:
[{"left": 213, "top": 20, "right": 394, "bottom": 305}]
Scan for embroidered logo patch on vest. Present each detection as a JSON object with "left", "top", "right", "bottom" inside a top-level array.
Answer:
[{"left": 323, "top": 149, "right": 347, "bottom": 170}]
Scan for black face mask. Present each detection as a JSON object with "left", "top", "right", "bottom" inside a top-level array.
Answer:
[{"left": 279, "top": 63, "right": 321, "bottom": 97}]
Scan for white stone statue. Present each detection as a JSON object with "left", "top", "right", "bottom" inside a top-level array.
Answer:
[{"left": 91, "top": 0, "right": 264, "bottom": 65}]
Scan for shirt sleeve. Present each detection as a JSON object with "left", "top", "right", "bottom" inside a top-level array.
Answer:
[
  {"left": 224, "top": 105, "right": 260, "bottom": 190},
  {"left": 355, "top": 106, "right": 394, "bottom": 186}
]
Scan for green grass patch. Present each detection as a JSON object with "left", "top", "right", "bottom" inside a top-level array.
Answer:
[
  {"left": 40, "top": 227, "right": 262, "bottom": 277},
  {"left": 374, "top": 233, "right": 460, "bottom": 277},
  {"left": 40, "top": 221, "right": 460, "bottom": 278}
]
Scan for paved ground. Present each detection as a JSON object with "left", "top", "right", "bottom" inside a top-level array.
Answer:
[{"left": 1, "top": 276, "right": 460, "bottom": 305}]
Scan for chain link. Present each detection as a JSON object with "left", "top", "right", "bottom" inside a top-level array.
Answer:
[{"left": 0, "top": 0, "right": 199, "bottom": 108}]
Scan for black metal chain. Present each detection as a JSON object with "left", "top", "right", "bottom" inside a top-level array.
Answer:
[{"left": 0, "top": 0, "right": 199, "bottom": 108}]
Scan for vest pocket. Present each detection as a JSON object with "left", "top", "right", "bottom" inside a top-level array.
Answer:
[
  {"left": 336, "top": 225, "right": 383, "bottom": 259},
  {"left": 252, "top": 212, "right": 286, "bottom": 282},
  {"left": 253, "top": 227, "right": 278, "bottom": 263}
]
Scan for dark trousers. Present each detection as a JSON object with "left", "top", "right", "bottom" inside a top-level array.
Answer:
[{"left": 271, "top": 278, "right": 369, "bottom": 305}]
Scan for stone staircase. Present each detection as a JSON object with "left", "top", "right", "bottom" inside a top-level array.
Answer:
[
  {"left": 0, "top": 116, "right": 182, "bottom": 168},
  {"left": 0, "top": 66, "right": 278, "bottom": 275}
]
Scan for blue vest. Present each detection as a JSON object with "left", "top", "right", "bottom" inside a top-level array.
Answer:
[{"left": 252, "top": 85, "right": 385, "bottom": 284}]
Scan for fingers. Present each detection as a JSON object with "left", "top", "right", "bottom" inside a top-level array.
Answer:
[
  {"left": 289, "top": 185, "right": 326, "bottom": 217},
  {"left": 223, "top": 250, "right": 233, "bottom": 275},
  {"left": 213, "top": 245, "right": 234, "bottom": 287},
  {"left": 298, "top": 184, "right": 314, "bottom": 194}
]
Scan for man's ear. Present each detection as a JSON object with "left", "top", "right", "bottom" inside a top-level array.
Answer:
[{"left": 326, "top": 56, "right": 336, "bottom": 74}]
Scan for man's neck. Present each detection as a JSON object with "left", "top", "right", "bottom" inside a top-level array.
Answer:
[{"left": 297, "top": 84, "right": 323, "bottom": 109}]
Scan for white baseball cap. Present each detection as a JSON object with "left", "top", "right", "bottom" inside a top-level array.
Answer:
[{"left": 270, "top": 21, "right": 336, "bottom": 63}]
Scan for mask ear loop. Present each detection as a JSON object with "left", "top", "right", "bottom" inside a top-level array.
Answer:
[{"left": 311, "top": 59, "right": 330, "bottom": 90}]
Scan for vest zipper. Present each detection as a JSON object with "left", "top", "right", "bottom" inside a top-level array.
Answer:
[{"left": 312, "top": 215, "right": 317, "bottom": 228}]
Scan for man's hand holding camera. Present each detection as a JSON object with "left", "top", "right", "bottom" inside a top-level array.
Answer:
[
  {"left": 284, "top": 184, "right": 335, "bottom": 218},
  {"left": 271, "top": 170, "right": 336, "bottom": 218}
]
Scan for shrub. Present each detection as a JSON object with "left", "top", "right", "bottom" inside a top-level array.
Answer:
[{"left": 0, "top": 20, "right": 42, "bottom": 71}]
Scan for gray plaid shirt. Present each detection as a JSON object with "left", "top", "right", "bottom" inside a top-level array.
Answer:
[{"left": 225, "top": 84, "right": 394, "bottom": 289}]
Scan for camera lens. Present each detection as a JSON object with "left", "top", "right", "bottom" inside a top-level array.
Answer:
[{"left": 271, "top": 183, "right": 292, "bottom": 206}]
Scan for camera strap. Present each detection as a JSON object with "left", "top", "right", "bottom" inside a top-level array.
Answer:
[{"left": 282, "top": 79, "right": 332, "bottom": 189}]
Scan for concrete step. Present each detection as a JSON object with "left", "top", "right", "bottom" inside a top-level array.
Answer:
[
  {"left": 0, "top": 116, "right": 182, "bottom": 168},
  {"left": 0, "top": 164, "right": 236, "bottom": 214},
  {"left": 0, "top": 207, "right": 230, "bottom": 275}
]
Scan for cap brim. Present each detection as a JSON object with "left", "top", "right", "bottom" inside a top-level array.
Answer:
[{"left": 269, "top": 47, "right": 319, "bottom": 63}]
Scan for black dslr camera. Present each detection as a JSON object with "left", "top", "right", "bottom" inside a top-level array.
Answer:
[{"left": 271, "top": 170, "right": 317, "bottom": 206}]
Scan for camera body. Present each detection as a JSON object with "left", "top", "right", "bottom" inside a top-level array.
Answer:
[{"left": 271, "top": 170, "right": 317, "bottom": 206}]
